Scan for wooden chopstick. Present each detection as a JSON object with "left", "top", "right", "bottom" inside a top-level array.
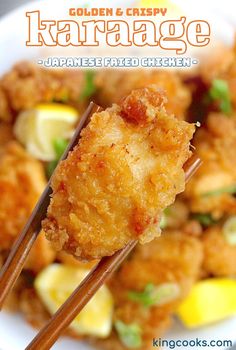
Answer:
[
  {"left": 183, "top": 154, "right": 202, "bottom": 182},
  {"left": 26, "top": 154, "right": 202, "bottom": 350},
  {"left": 0, "top": 102, "right": 101, "bottom": 309}
]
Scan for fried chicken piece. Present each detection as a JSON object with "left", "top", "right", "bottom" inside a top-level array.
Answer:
[
  {"left": 130, "top": 231, "right": 203, "bottom": 295},
  {"left": 202, "top": 225, "right": 236, "bottom": 277},
  {"left": 223, "top": 60, "right": 236, "bottom": 111},
  {"left": 94, "top": 231, "right": 203, "bottom": 350},
  {"left": 0, "top": 62, "right": 91, "bottom": 122},
  {"left": 0, "top": 141, "right": 45, "bottom": 249},
  {"left": 199, "top": 45, "right": 235, "bottom": 85},
  {"left": 0, "top": 122, "right": 14, "bottom": 150},
  {"left": 2, "top": 275, "right": 27, "bottom": 313},
  {"left": 19, "top": 287, "right": 51, "bottom": 329},
  {"left": 95, "top": 69, "right": 191, "bottom": 119},
  {"left": 0, "top": 88, "right": 11, "bottom": 122},
  {"left": 162, "top": 199, "right": 189, "bottom": 229},
  {"left": 199, "top": 43, "right": 236, "bottom": 111},
  {"left": 185, "top": 113, "right": 236, "bottom": 218},
  {"left": 24, "top": 231, "right": 55, "bottom": 273},
  {"left": 43, "top": 86, "right": 195, "bottom": 260},
  {"left": 0, "top": 142, "right": 55, "bottom": 271}
]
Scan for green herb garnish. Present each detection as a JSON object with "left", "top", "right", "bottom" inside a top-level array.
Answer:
[
  {"left": 128, "top": 283, "right": 155, "bottom": 307},
  {"left": 202, "top": 184, "right": 236, "bottom": 197},
  {"left": 209, "top": 79, "right": 232, "bottom": 114},
  {"left": 46, "top": 138, "right": 69, "bottom": 178},
  {"left": 192, "top": 213, "right": 216, "bottom": 227},
  {"left": 114, "top": 320, "right": 142, "bottom": 348},
  {"left": 80, "top": 71, "right": 96, "bottom": 100},
  {"left": 128, "top": 283, "right": 179, "bottom": 308},
  {"left": 53, "top": 138, "right": 69, "bottom": 159}
]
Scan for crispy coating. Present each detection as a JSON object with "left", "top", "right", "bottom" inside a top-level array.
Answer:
[
  {"left": 95, "top": 69, "right": 191, "bottom": 120},
  {"left": 185, "top": 113, "right": 236, "bottom": 218},
  {"left": 0, "top": 62, "right": 89, "bottom": 122},
  {"left": 95, "top": 232, "right": 203, "bottom": 350},
  {"left": 0, "top": 142, "right": 55, "bottom": 271},
  {"left": 202, "top": 225, "right": 236, "bottom": 277},
  {"left": 43, "top": 87, "right": 195, "bottom": 260}
]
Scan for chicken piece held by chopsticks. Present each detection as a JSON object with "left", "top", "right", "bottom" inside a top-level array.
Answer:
[{"left": 43, "top": 86, "right": 195, "bottom": 260}]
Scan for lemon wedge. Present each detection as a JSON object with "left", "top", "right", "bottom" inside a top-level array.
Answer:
[
  {"left": 34, "top": 264, "right": 113, "bottom": 337},
  {"left": 14, "top": 104, "right": 78, "bottom": 161},
  {"left": 177, "top": 278, "right": 236, "bottom": 328}
]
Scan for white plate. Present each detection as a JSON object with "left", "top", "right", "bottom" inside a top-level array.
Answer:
[
  {"left": 0, "top": 1, "right": 236, "bottom": 349},
  {"left": 0, "top": 312, "right": 236, "bottom": 350}
]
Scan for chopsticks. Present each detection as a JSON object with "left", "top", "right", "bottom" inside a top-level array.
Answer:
[
  {"left": 0, "top": 102, "right": 101, "bottom": 309},
  {"left": 25, "top": 154, "right": 201, "bottom": 350},
  {"left": 0, "top": 98, "right": 202, "bottom": 349}
]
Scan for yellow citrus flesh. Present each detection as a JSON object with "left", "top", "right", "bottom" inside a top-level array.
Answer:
[
  {"left": 14, "top": 103, "right": 78, "bottom": 161},
  {"left": 34, "top": 264, "right": 114, "bottom": 337},
  {"left": 177, "top": 278, "right": 236, "bottom": 328}
]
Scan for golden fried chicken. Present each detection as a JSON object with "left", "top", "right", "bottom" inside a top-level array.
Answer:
[
  {"left": 43, "top": 86, "right": 195, "bottom": 260},
  {"left": 0, "top": 141, "right": 55, "bottom": 271},
  {"left": 199, "top": 45, "right": 235, "bottom": 85},
  {"left": 0, "top": 141, "right": 45, "bottom": 249},
  {"left": 185, "top": 113, "right": 236, "bottom": 218},
  {"left": 200, "top": 43, "right": 236, "bottom": 111},
  {"left": 94, "top": 231, "right": 203, "bottom": 350},
  {"left": 0, "top": 122, "right": 14, "bottom": 150},
  {"left": 202, "top": 225, "right": 236, "bottom": 277},
  {"left": 19, "top": 287, "right": 51, "bottom": 329},
  {"left": 24, "top": 231, "right": 55, "bottom": 273},
  {"left": 95, "top": 69, "right": 191, "bottom": 119},
  {"left": 0, "top": 62, "right": 92, "bottom": 122}
]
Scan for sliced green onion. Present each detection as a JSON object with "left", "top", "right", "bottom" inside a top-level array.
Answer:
[
  {"left": 223, "top": 216, "right": 236, "bottom": 246},
  {"left": 80, "top": 71, "right": 96, "bottom": 100},
  {"left": 193, "top": 213, "right": 216, "bottom": 227},
  {"left": 128, "top": 282, "right": 180, "bottom": 308},
  {"left": 209, "top": 79, "right": 232, "bottom": 114},
  {"left": 53, "top": 138, "right": 69, "bottom": 159},
  {"left": 46, "top": 138, "right": 68, "bottom": 179},
  {"left": 128, "top": 283, "right": 155, "bottom": 307},
  {"left": 114, "top": 320, "right": 142, "bottom": 348},
  {"left": 202, "top": 184, "right": 236, "bottom": 197}
]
